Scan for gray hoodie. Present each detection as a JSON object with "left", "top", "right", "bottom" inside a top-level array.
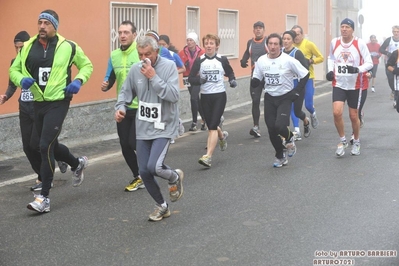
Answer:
[{"left": 115, "top": 56, "right": 180, "bottom": 140}]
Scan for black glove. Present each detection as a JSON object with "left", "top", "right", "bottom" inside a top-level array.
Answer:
[
  {"left": 240, "top": 60, "right": 248, "bottom": 68},
  {"left": 392, "top": 66, "right": 399, "bottom": 75},
  {"left": 346, "top": 65, "right": 359, "bottom": 74},
  {"left": 326, "top": 71, "right": 334, "bottom": 81},
  {"left": 229, "top": 79, "right": 237, "bottom": 88}
]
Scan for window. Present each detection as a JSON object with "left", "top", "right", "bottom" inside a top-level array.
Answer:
[
  {"left": 187, "top": 7, "right": 200, "bottom": 37},
  {"left": 218, "top": 9, "right": 238, "bottom": 58},
  {"left": 110, "top": 2, "right": 158, "bottom": 51},
  {"left": 286, "top": 15, "right": 298, "bottom": 31}
]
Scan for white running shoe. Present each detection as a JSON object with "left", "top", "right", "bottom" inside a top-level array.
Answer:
[
  {"left": 336, "top": 141, "right": 348, "bottom": 157},
  {"left": 273, "top": 152, "right": 288, "bottom": 168},
  {"left": 219, "top": 131, "right": 228, "bottom": 151},
  {"left": 27, "top": 194, "right": 50, "bottom": 213},
  {"left": 285, "top": 137, "right": 296, "bottom": 157},
  {"left": 350, "top": 142, "right": 361, "bottom": 156},
  {"left": 293, "top": 131, "right": 302, "bottom": 141}
]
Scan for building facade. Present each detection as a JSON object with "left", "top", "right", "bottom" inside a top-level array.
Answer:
[{"left": 0, "top": 0, "right": 337, "bottom": 157}]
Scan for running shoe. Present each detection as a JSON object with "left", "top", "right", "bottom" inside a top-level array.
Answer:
[
  {"left": 198, "top": 155, "right": 212, "bottom": 168},
  {"left": 72, "top": 156, "right": 88, "bottom": 187},
  {"left": 201, "top": 123, "right": 207, "bottom": 131},
  {"left": 371, "top": 87, "right": 375, "bottom": 92},
  {"left": 178, "top": 118, "right": 185, "bottom": 136},
  {"left": 304, "top": 119, "right": 311, "bottom": 138},
  {"left": 335, "top": 141, "right": 348, "bottom": 157},
  {"left": 284, "top": 137, "right": 296, "bottom": 157},
  {"left": 57, "top": 161, "right": 68, "bottom": 173},
  {"left": 27, "top": 194, "right": 50, "bottom": 213},
  {"left": 148, "top": 204, "right": 171, "bottom": 222},
  {"left": 125, "top": 176, "right": 145, "bottom": 192},
  {"left": 219, "top": 116, "right": 225, "bottom": 129},
  {"left": 273, "top": 154, "right": 288, "bottom": 168},
  {"left": 189, "top": 122, "right": 197, "bottom": 131},
  {"left": 249, "top": 126, "right": 261, "bottom": 138},
  {"left": 350, "top": 142, "right": 361, "bottom": 156},
  {"left": 310, "top": 112, "right": 319, "bottom": 129},
  {"left": 170, "top": 139, "right": 175, "bottom": 144},
  {"left": 219, "top": 131, "right": 229, "bottom": 151},
  {"left": 293, "top": 131, "right": 302, "bottom": 141},
  {"left": 30, "top": 182, "right": 53, "bottom": 191},
  {"left": 169, "top": 169, "right": 184, "bottom": 202}
]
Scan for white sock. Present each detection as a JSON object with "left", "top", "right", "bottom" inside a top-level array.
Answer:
[
  {"left": 161, "top": 201, "right": 167, "bottom": 208},
  {"left": 294, "top": 127, "right": 300, "bottom": 133}
]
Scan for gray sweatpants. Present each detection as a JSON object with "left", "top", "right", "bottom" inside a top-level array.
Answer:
[{"left": 136, "top": 138, "right": 178, "bottom": 205}]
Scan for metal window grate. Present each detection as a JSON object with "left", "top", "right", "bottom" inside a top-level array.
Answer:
[
  {"left": 187, "top": 7, "right": 200, "bottom": 37},
  {"left": 218, "top": 10, "right": 238, "bottom": 58},
  {"left": 110, "top": 3, "right": 157, "bottom": 51}
]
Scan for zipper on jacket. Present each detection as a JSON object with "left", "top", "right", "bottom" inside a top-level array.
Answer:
[{"left": 43, "top": 42, "right": 48, "bottom": 59}]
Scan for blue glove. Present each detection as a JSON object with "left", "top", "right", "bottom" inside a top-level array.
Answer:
[
  {"left": 65, "top": 79, "right": 82, "bottom": 94},
  {"left": 229, "top": 79, "right": 237, "bottom": 88},
  {"left": 21, "top": 77, "right": 35, "bottom": 90}
]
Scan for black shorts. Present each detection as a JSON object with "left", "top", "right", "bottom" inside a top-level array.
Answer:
[
  {"left": 200, "top": 92, "right": 226, "bottom": 130},
  {"left": 332, "top": 87, "right": 361, "bottom": 109}
]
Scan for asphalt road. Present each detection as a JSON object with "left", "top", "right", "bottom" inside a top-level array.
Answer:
[{"left": 1, "top": 71, "right": 399, "bottom": 266}]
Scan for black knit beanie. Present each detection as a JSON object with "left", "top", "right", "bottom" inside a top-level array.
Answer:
[{"left": 14, "top": 31, "right": 30, "bottom": 43}]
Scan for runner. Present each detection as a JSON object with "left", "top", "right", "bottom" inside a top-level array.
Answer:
[
  {"left": 115, "top": 36, "right": 184, "bottom": 221},
  {"left": 101, "top": 21, "right": 143, "bottom": 192},
  {"left": 386, "top": 49, "right": 399, "bottom": 113},
  {"left": 379, "top": 25, "right": 399, "bottom": 107},
  {"left": 251, "top": 33, "right": 309, "bottom": 167},
  {"left": 188, "top": 33, "right": 237, "bottom": 168},
  {"left": 240, "top": 21, "right": 268, "bottom": 138},
  {"left": 9, "top": 9, "right": 93, "bottom": 212},
  {"left": 366, "top": 35, "right": 381, "bottom": 92},
  {"left": 179, "top": 32, "right": 206, "bottom": 131},
  {"left": 282, "top": 30, "right": 311, "bottom": 140},
  {"left": 292, "top": 25, "right": 324, "bottom": 130},
  {"left": 1, "top": 31, "right": 68, "bottom": 191},
  {"left": 326, "top": 18, "right": 372, "bottom": 156}
]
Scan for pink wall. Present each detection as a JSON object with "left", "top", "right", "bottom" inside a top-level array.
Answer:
[{"left": 0, "top": 0, "right": 308, "bottom": 115}]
